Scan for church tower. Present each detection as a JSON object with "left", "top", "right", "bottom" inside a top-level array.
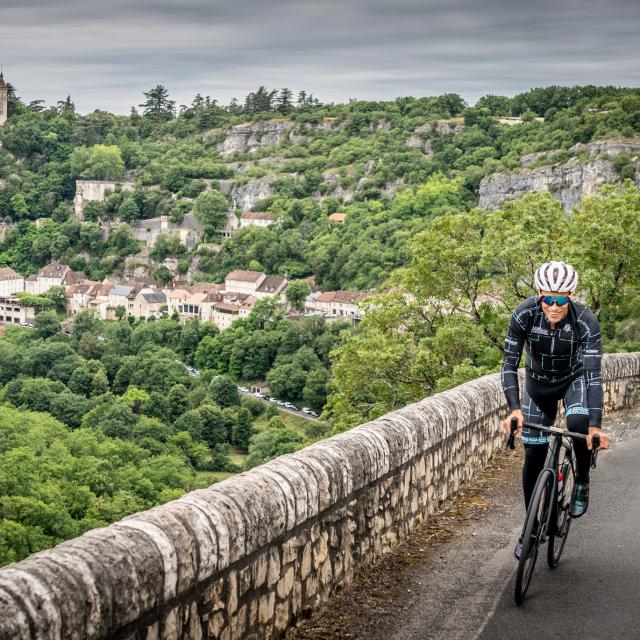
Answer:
[{"left": 0, "top": 71, "right": 8, "bottom": 126}]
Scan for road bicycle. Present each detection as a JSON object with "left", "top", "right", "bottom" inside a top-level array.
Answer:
[{"left": 506, "top": 418, "right": 601, "bottom": 605}]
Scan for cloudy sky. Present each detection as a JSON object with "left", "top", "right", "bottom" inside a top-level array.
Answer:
[{"left": 1, "top": 0, "right": 639, "bottom": 114}]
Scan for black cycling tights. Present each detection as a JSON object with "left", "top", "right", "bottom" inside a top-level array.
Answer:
[
  {"left": 523, "top": 440, "right": 591, "bottom": 508},
  {"left": 520, "top": 374, "right": 591, "bottom": 508}
]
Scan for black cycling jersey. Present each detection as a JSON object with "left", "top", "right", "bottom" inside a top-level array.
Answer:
[{"left": 501, "top": 296, "right": 603, "bottom": 428}]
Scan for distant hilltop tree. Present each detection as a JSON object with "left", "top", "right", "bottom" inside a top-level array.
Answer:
[{"left": 140, "top": 85, "right": 176, "bottom": 122}]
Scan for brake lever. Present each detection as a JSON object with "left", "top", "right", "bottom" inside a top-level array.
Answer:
[
  {"left": 591, "top": 433, "right": 600, "bottom": 469},
  {"left": 506, "top": 416, "right": 518, "bottom": 450}
]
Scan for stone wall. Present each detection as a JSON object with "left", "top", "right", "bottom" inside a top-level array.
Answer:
[
  {"left": 73, "top": 180, "right": 135, "bottom": 219},
  {"left": 1, "top": 353, "right": 639, "bottom": 640}
]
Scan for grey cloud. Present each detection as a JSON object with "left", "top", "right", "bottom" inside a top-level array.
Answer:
[{"left": 1, "top": 0, "right": 638, "bottom": 113}]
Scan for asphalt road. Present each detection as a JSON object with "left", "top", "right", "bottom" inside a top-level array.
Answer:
[
  {"left": 478, "top": 428, "right": 640, "bottom": 640},
  {"left": 290, "top": 410, "right": 640, "bottom": 640}
]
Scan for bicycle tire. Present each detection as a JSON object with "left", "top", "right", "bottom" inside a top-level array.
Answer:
[
  {"left": 515, "top": 469, "right": 554, "bottom": 605},
  {"left": 548, "top": 442, "right": 576, "bottom": 568}
]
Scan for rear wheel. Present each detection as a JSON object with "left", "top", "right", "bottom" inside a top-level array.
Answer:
[
  {"left": 515, "top": 469, "right": 554, "bottom": 605},
  {"left": 548, "top": 443, "right": 576, "bottom": 568}
]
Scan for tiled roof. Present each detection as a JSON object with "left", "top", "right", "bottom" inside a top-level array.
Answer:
[
  {"left": 214, "top": 302, "right": 240, "bottom": 313},
  {"left": 315, "top": 290, "right": 368, "bottom": 304},
  {"left": 241, "top": 211, "right": 276, "bottom": 221},
  {"left": 256, "top": 276, "right": 286, "bottom": 293},
  {"left": 38, "top": 262, "right": 70, "bottom": 278},
  {"left": 167, "top": 288, "right": 190, "bottom": 300},
  {"left": 328, "top": 212, "right": 347, "bottom": 223},
  {"left": 141, "top": 292, "right": 167, "bottom": 304},
  {"left": 109, "top": 285, "right": 134, "bottom": 297},
  {"left": 226, "top": 270, "right": 264, "bottom": 282},
  {"left": 0, "top": 267, "right": 23, "bottom": 279}
]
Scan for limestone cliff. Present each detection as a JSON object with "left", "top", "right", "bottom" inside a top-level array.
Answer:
[
  {"left": 214, "top": 118, "right": 345, "bottom": 156},
  {"left": 479, "top": 139, "right": 640, "bottom": 211},
  {"left": 217, "top": 121, "right": 295, "bottom": 155},
  {"left": 405, "top": 119, "right": 465, "bottom": 155},
  {"left": 229, "top": 175, "right": 287, "bottom": 210}
]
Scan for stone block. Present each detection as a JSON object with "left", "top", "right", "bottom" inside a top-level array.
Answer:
[
  {"left": 203, "top": 578, "right": 225, "bottom": 612},
  {"left": 300, "top": 541, "right": 312, "bottom": 579},
  {"left": 267, "top": 547, "right": 281, "bottom": 586},
  {"left": 226, "top": 570, "right": 238, "bottom": 616},
  {"left": 208, "top": 612, "right": 225, "bottom": 637},
  {"left": 274, "top": 600, "right": 290, "bottom": 633},
  {"left": 276, "top": 566, "right": 295, "bottom": 599},
  {"left": 258, "top": 592, "right": 275, "bottom": 625},
  {"left": 254, "top": 551, "right": 268, "bottom": 588}
]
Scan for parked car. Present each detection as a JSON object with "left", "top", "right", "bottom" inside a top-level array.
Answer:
[
  {"left": 238, "top": 386, "right": 249, "bottom": 393},
  {"left": 276, "top": 400, "right": 286, "bottom": 406},
  {"left": 254, "top": 391, "right": 264, "bottom": 398},
  {"left": 283, "top": 402, "right": 293, "bottom": 408},
  {"left": 289, "top": 405, "right": 299, "bottom": 412},
  {"left": 309, "top": 411, "right": 319, "bottom": 417},
  {"left": 268, "top": 397, "right": 277, "bottom": 402},
  {"left": 302, "top": 407, "right": 313, "bottom": 414}
]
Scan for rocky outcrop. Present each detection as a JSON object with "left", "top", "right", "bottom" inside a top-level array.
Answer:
[
  {"left": 230, "top": 175, "right": 282, "bottom": 210},
  {"left": 406, "top": 119, "right": 464, "bottom": 154},
  {"left": 216, "top": 118, "right": 346, "bottom": 156},
  {"left": 479, "top": 139, "right": 640, "bottom": 212},
  {"left": 217, "top": 121, "right": 295, "bottom": 156},
  {"left": 406, "top": 134, "right": 433, "bottom": 155}
]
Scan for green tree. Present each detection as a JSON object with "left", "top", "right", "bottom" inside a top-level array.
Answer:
[
  {"left": 167, "top": 384, "right": 189, "bottom": 422},
  {"left": 193, "top": 190, "right": 229, "bottom": 235},
  {"left": 70, "top": 144, "right": 124, "bottom": 180},
  {"left": 34, "top": 310, "right": 60, "bottom": 339},
  {"left": 285, "top": 280, "right": 311, "bottom": 312},
  {"left": 197, "top": 404, "right": 228, "bottom": 447},
  {"left": 117, "top": 198, "right": 140, "bottom": 222},
  {"left": 302, "top": 367, "right": 330, "bottom": 412},
  {"left": 140, "top": 85, "right": 176, "bottom": 122},
  {"left": 231, "top": 407, "right": 253, "bottom": 452},
  {"left": 208, "top": 375, "right": 239, "bottom": 408},
  {"left": 244, "top": 424, "right": 303, "bottom": 468}
]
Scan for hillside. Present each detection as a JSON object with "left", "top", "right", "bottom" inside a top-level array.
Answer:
[{"left": 1, "top": 85, "right": 640, "bottom": 289}]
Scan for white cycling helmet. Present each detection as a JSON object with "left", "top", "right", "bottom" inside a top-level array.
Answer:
[{"left": 534, "top": 261, "right": 578, "bottom": 293}]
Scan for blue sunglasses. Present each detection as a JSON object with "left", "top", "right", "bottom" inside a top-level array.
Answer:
[{"left": 541, "top": 295, "right": 571, "bottom": 306}]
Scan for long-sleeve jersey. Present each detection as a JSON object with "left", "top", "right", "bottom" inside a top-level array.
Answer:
[{"left": 501, "top": 297, "right": 603, "bottom": 427}]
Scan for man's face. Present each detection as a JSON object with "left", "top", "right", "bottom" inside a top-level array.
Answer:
[{"left": 539, "top": 290, "right": 572, "bottom": 325}]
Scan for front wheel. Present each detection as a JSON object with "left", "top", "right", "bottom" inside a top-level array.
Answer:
[
  {"left": 548, "top": 443, "right": 576, "bottom": 568},
  {"left": 515, "top": 469, "right": 554, "bottom": 605}
]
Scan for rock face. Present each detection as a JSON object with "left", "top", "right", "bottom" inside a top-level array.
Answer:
[
  {"left": 229, "top": 175, "right": 283, "bottom": 210},
  {"left": 217, "top": 118, "right": 345, "bottom": 156},
  {"left": 405, "top": 120, "right": 464, "bottom": 155},
  {"left": 479, "top": 139, "right": 640, "bottom": 212},
  {"left": 1, "top": 353, "right": 639, "bottom": 640},
  {"left": 217, "top": 121, "right": 295, "bottom": 156}
]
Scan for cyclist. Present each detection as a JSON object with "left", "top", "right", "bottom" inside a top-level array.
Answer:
[{"left": 501, "top": 261, "right": 611, "bottom": 558}]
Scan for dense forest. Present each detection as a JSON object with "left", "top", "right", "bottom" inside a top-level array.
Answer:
[{"left": 1, "top": 83, "right": 640, "bottom": 564}]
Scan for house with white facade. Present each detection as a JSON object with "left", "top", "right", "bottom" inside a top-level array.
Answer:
[
  {"left": 239, "top": 211, "right": 277, "bottom": 228},
  {"left": 306, "top": 290, "right": 368, "bottom": 320},
  {"left": 0, "top": 296, "right": 37, "bottom": 325},
  {"left": 131, "top": 289, "right": 167, "bottom": 319},
  {"left": 224, "top": 270, "right": 266, "bottom": 295},
  {"left": 0, "top": 268, "right": 25, "bottom": 297},
  {"left": 212, "top": 302, "right": 241, "bottom": 330},
  {"left": 25, "top": 262, "right": 86, "bottom": 295}
]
